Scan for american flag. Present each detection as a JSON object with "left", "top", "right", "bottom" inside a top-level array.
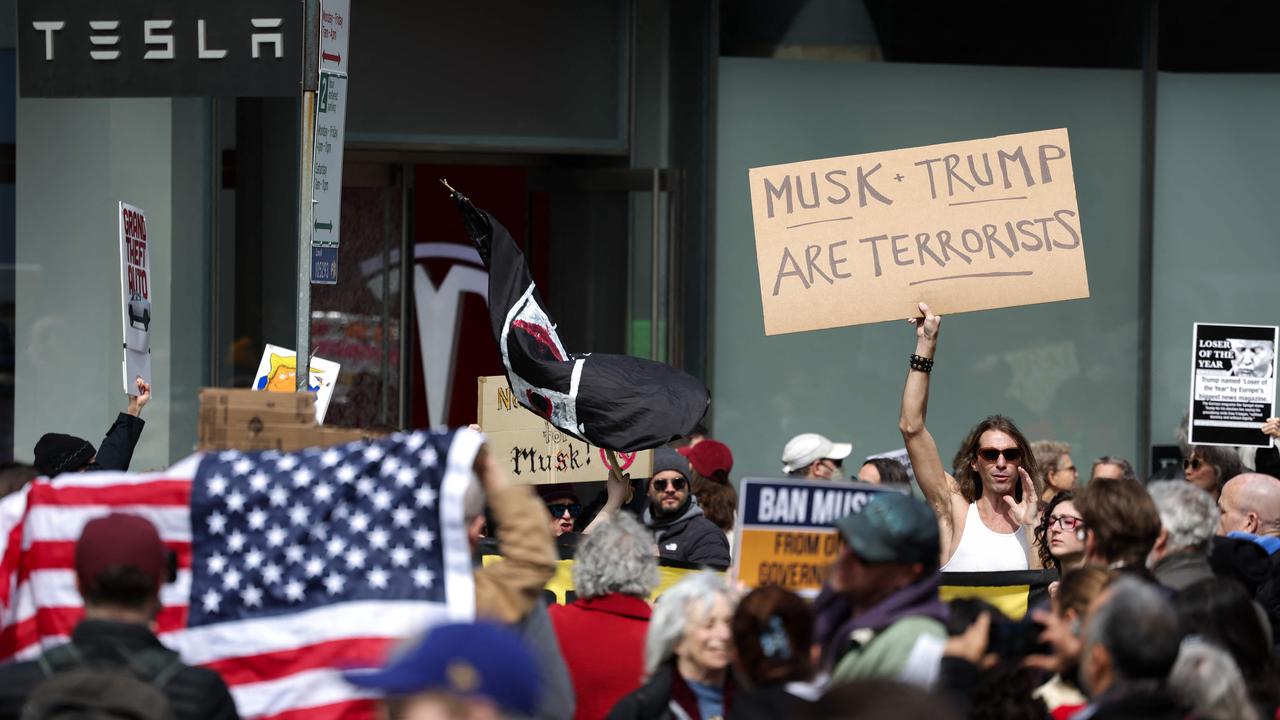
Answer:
[{"left": 0, "top": 428, "right": 482, "bottom": 720}]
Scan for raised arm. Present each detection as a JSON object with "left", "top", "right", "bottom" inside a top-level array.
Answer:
[
  {"left": 472, "top": 445, "right": 558, "bottom": 623},
  {"left": 899, "top": 303, "right": 960, "bottom": 537},
  {"left": 581, "top": 464, "right": 629, "bottom": 534},
  {"left": 95, "top": 376, "right": 150, "bottom": 472}
]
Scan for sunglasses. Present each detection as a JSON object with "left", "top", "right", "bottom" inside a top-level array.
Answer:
[
  {"left": 546, "top": 503, "right": 582, "bottom": 519},
  {"left": 1183, "top": 457, "right": 1204, "bottom": 471},
  {"left": 1048, "top": 514, "right": 1084, "bottom": 531},
  {"left": 977, "top": 447, "right": 1023, "bottom": 463},
  {"left": 651, "top": 477, "right": 688, "bottom": 492}
]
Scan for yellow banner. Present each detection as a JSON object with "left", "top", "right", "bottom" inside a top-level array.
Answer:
[{"left": 482, "top": 556, "right": 718, "bottom": 605}]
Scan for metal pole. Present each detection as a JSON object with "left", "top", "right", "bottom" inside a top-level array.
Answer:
[
  {"left": 379, "top": 184, "right": 392, "bottom": 424},
  {"left": 650, "top": 168, "right": 660, "bottom": 361},
  {"left": 398, "top": 164, "right": 413, "bottom": 429},
  {"left": 295, "top": 90, "right": 317, "bottom": 392},
  {"left": 1136, "top": 0, "right": 1158, "bottom": 479},
  {"left": 208, "top": 97, "right": 221, "bottom": 387}
]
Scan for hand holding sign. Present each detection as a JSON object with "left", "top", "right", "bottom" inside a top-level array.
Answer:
[
  {"left": 126, "top": 377, "right": 151, "bottom": 417},
  {"left": 907, "top": 302, "right": 942, "bottom": 346},
  {"left": 1263, "top": 417, "right": 1280, "bottom": 439},
  {"left": 582, "top": 451, "right": 634, "bottom": 534}
]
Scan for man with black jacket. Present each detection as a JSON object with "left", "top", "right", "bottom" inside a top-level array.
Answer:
[
  {"left": 643, "top": 447, "right": 731, "bottom": 569},
  {"left": 0, "top": 513, "right": 240, "bottom": 720},
  {"left": 32, "top": 377, "right": 151, "bottom": 477}
]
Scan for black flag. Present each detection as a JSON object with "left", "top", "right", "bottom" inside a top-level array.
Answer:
[{"left": 450, "top": 187, "right": 709, "bottom": 453}]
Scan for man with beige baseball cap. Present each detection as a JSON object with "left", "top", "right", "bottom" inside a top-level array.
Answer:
[{"left": 782, "top": 433, "right": 853, "bottom": 481}]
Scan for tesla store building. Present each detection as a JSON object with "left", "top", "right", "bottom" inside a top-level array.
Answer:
[{"left": 4, "top": 1, "right": 1279, "bottom": 480}]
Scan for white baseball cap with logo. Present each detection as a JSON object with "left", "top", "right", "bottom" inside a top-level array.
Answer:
[{"left": 781, "top": 433, "right": 853, "bottom": 473}]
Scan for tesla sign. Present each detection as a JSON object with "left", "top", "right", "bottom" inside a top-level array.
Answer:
[{"left": 18, "top": 0, "right": 306, "bottom": 97}]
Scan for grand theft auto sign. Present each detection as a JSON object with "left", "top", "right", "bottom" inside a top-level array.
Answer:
[{"left": 119, "top": 202, "right": 152, "bottom": 394}]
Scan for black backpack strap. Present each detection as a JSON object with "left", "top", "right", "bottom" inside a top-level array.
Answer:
[
  {"left": 117, "top": 645, "right": 186, "bottom": 691},
  {"left": 37, "top": 641, "right": 184, "bottom": 691},
  {"left": 35, "top": 643, "right": 86, "bottom": 678}
]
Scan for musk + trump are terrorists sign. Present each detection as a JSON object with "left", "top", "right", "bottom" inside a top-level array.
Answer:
[{"left": 749, "top": 128, "right": 1090, "bottom": 335}]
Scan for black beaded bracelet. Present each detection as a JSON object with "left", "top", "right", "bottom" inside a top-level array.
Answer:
[{"left": 910, "top": 354, "right": 935, "bottom": 373}]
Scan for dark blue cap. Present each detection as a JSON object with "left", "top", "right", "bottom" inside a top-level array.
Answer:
[
  {"left": 833, "top": 492, "right": 939, "bottom": 565},
  {"left": 344, "top": 622, "right": 539, "bottom": 715}
]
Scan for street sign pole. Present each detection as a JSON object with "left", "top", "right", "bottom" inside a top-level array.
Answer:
[
  {"left": 296, "top": 0, "right": 321, "bottom": 391},
  {"left": 309, "top": 0, "right": 350, "bottom": 285}
]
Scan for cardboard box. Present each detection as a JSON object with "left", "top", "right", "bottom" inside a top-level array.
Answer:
[{"left": 197, "top": 388, "right": 375, "bottom": 452}]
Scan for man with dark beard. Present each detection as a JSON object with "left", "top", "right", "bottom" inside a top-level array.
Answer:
[{"left": 643, "top": 447, "right": 731, "bottom": 569}]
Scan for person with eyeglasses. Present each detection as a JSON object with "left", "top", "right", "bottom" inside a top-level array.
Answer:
[
  {"left": 1182, "top": 445, "right": 1244, "bottom": 502},
  {"left": 898, "top": 302, "right": 1042, "bottom": 572},
  {"left": 1033, "top": 491, "right": 1086, "bottom": 575},
  {"left": 541, "top": 486, "right": 583, "bottom": 538},
  {"left": 1031, "top": 440, "right": 1078, "bottom": 506},
  {"left": 642, "top": 447, "right": 731, "bottom": 569},
  {"left": 781, "top": 434, "right": 853, "bottom": 481}
]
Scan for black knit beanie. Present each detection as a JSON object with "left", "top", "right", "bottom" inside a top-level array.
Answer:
[{"left": 33, "top": 433, "right": 96, "bottom": 477}]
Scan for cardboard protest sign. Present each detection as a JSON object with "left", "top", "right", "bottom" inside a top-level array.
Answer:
[
  {"left": 1188, "top": 323, "right": 1278, "bottom": 448},
  {"left": 118, "top": 202, "right": 152, "bottom": 393},
  {"left": 749, "top": 128, "right": 1089, "bottom": 335},
  {"left": 251, "top": 344, "right": 342, "bottom": 424},
  {"left": 733, "top": 477, "right": 901, "bottom": 595},
  {"left": 477, "top": 375, "right": 653, "bottom": 485}
]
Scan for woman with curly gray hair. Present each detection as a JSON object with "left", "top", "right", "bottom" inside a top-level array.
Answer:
[
  {"left": 550, "top": 513, "right": 660, "bottom": 720},
  {"left": 609, "top": 572, "right": 735, "bottom": 720}
]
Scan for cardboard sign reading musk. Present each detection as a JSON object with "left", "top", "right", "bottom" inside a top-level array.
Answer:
[
  {"left": 477, "top": 376, "right": 653, "bottom": 485},
  {"left": 749, "top": 128, "right": 1090, "bottom": 334}
]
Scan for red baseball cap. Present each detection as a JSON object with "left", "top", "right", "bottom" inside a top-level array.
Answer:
[
  {"left": 75, "top": 513, "right": 168, "bottom": 591},
  {"left": 678, "top": 440, "right": 734, "bottom": 481}
]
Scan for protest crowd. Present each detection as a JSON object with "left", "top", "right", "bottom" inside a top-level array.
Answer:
[{"left": 0, "top": 299, "right": 1278, "bottom": 720}]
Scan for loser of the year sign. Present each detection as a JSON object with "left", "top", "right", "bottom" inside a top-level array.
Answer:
[
  {"left": 1188, "top": 323, "right": 1278, "bottom": 448},
  {"left": 749, "top": 128, "right": 1090, "bottom": 335}
]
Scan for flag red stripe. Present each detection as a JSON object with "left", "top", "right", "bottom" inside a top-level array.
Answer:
[
  {"left": 26, "top": 479, "right": 192, "bottom": 507},
  {"left": 201, "top": 636, "right": 395, "bottom": 686},
  {"left": 17, "top": 540, "right": 193, "bottom": 583},
  {"left": 0, "top": 518, "right": 25, "bottom": 609},
  {"left": 257, "top": 699, "right": 375, "bottom": 720},
  {"left": 0, "top": 605, "right": 190, "bottom": 660}
]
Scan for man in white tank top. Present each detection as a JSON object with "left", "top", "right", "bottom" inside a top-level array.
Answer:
[{"left": 898, "top": 303, "right": 1042, "bottom": 572}]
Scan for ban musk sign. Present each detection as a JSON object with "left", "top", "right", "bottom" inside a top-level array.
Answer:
[
  {"left": 733, "top": 477, "right": 899, "bottom": 595},
  {"left": 749, "top": 128, "right": 1090, "bottom": 334},
  {"left": 18, "top": 0, "right": 307, "bottom": 97}
]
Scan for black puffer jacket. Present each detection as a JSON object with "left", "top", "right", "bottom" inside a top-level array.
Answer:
[
  {"left": 644, "top": 500, "right": 731, "bottom": 569},
  {"left": 0, "top": 620, "right": 239, "bottom": 720}
]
